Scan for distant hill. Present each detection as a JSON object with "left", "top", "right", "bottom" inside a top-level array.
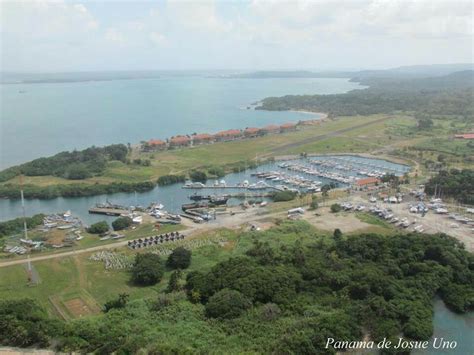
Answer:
[
  {"left": 228, "top": 64, "right": 474, "bottom": 80},
  {"left": 255, "top": 70, "right": 474, "bottom": 117}
]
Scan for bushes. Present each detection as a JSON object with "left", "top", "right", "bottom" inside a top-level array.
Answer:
[
  {"left": 157, "top": 174, "right": 186, "bottom": 186},
  {"left": 166, "top": 247, "right": 192, "bottom": 269},
  {"left": 309, "top": 197, "right": 319, "bottom": 210},
  {"left": 425, "top": 169, "right": 474, "bottom": 205},
  {"left": 0, "top": 181, "right": 156, "bottom": 200},
  {"left": 131, "top": 253, "right": 164, "bottom": 286},
  {"left": 103, "top": 294, "right": 129, "bottom": 313},
  {"left": 86, "top": 221, "right": 109, "bottom": 234},
  {"left": 112, "top": 217, "right": 133, "bottom": 231},
  {"left": 330, "top": 203, "right": 342, "bottom": 213},
  {"left": 0, "top": 299, "right": 60, "bottom": 347},
  {"left": 272, "top": 190, "right": 297, "bottom": 202},
  {"left": 0, "top": 144, "right": 128, "bottom": 182},
  {"left": 205, "top": 289, "right": 251, "bottom": 319},
  {"left": 208, "top": 166, "right": 225, "bottom": 177},
  {"left": 0, "top": 214, "right": 45, "bottom": 238},
  {"left": 189, "top": 171, "right": 207, "bottom": 183}
]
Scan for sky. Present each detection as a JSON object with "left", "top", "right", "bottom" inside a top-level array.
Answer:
[{"left": 1, "top": 0, "right": 473, "bottom": 72}]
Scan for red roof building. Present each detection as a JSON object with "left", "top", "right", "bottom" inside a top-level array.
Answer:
[
  {"left": 146, "top": 139, "right": 166, "bottom": 150},
  {"left": 244, "top": 127, "right": 260, "bottom": 138},
  {"left": 214, "top": 129, "right": 242, "bottom": 141},
  {"left": 280, "top": 122, "right": 297, "bottom": 132},
  {"left": 193, "top": 133, "right": 214, "bottom": 144},
  {"left": 454, "top": 133, "right": 474, "bottom": 139},
  {"left": 356, "top": 177, "right": 381, "bottom": 187},
  {"left": 260, "top": 124, "right": 280, "bottom": 134},
  {"left": 169, "top": 135, "right": 191, "bottom": 147}
]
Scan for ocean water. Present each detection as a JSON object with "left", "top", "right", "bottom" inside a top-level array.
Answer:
[{"left": 0, "top": 75, "right": 362, "bottom": 169}]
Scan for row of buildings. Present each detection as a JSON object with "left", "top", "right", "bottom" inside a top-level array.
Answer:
[{"left": 144, "top": 122, "right": 299, "bottom": 150}]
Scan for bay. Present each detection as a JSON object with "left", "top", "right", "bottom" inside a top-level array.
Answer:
[{"left": 0, "top": 75, "right": 362, "bottom": 169}]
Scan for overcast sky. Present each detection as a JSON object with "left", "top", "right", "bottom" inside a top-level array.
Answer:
[{"left": 1, "top": 0, "right": 473, "bottom": 72}]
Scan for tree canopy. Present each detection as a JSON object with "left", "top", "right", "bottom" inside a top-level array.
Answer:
[
  {"left": 131, "top": 253, "right": 164, "bottom": 286},
  {"left": 166, "top": 247, "right": 192, "bottom": 269}
]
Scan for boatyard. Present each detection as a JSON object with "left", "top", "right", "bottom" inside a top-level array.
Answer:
[{"left": 2, "top": 154, "right": 473, "bottom": 261}]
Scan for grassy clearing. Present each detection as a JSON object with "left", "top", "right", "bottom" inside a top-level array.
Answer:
[
  {"left": 0, "top": 220, "right": 347, "bottom": 318},
  {"left": 0, "top": 115, "right": 393, "bottom": 188},
  {"left": 355, "top": 212, "right": 393, "bottom": 229}
]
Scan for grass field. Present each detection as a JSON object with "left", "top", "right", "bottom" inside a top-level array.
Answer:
[
  {"left": 1, "top": 114, "right": 403, "bottom": 188},
  {"left": 1, "top": 113, "right": 471, "bottom": 200},
  {"left": 0, "top": 218, "right": 395, "bottom": 319}
]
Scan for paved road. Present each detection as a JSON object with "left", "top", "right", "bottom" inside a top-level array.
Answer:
[{"left": 270, "top": 116, "right": 390, "bottom": 154}]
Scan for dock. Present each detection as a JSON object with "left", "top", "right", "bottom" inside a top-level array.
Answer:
[
  {"left": 183, "top": 185, "right": 282, "bottom": 191},
  {"left": 88, "top": 207, "right": 129, "bottom": 216}
]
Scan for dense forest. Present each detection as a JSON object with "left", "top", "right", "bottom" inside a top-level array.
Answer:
[
  {"left": 1, "top": 223, "right": 473, "bottom": 354},
  {"left": 0, "top": 144, "right": 128, "bottom": 182},
  {"left": 425, "top": 169, "right": 474, "bottom": 205},
  {"left": 256, "top": 71, "right": 474, "bottom": 118}
]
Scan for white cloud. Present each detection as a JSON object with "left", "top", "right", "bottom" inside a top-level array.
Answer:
[
  {"left": 149, "top": 32, "right": 166, "bottom": 45},
  {"left": 165, "top": 0, "right": 233, "bottom": 34},
  {"left": 1, "top": 0, "right": 472, "bottom": 71},
  {"left": 1, "top": 0, "right": 100, "bottom": 38},
  {"left": 105, "top": 28, "right": 125, "bottom": 44}
]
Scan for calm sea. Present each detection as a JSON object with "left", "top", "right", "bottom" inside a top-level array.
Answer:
[{"left": 0, "top": 75, "right": 362, "bottom": 169}]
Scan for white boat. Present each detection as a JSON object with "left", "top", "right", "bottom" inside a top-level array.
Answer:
[
  {"left": 260, "top": 201, "right": 268, "bottom": 207},
  {"left": 58, "top": 224, "right": 73, "bottom": 230},
  {"left": 132, "top": 216, "right": 143, "bottom": 224},
  {"left": 288, "top": 207, "right": 305, "bottom": 215},
  {"left": 63, "top": 210, "right": 72, "bottom": 218}
]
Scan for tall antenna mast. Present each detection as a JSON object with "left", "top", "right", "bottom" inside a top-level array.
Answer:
[
  {"left": 19, "top": 175, "right": 28, "bottom": 241},
  {"left": 19, "top": 175, "right": 32, "bottom": 274}
]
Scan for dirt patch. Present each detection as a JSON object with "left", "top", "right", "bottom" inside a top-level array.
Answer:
[
  {"left": 302, "top": 207, "right": 372, "bottom": 233},
  {"left": 44, "top": 229, "right": 67, "bottom": 245},
  {"left": 63, "top": 297, "right": 93, "bottom": 318},
  {"left": 221, "top": 240, "right": 236, "bottom": 251}
]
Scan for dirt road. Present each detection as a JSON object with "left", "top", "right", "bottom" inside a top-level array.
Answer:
[{"left": 0, "top": 207, "right": 280, "bottom": 268}]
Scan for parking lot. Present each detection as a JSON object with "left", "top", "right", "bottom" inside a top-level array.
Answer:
[{"left": 338, "top": 195, "right": 474, "bottom": 252}]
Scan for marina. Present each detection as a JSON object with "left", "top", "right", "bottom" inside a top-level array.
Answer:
[{"left": 0, "top": 155, "right": 411, "bottom": 225}]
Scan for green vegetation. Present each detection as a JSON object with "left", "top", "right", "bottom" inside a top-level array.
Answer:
[
  {"left": 309, "top": 196, "right": 319, "bottom": 210},
  {"left": 0, "top": 181, "right": 156, "bottom": 200},
  {"left": 189, "top": 170, "right": 207, "bottom": 183},
  {"left": 131, "top": 253, "right": 164, "bottom": 286},
  {"left": 0, "top": 221, "right": 472, "bottom": 353},
  {"left": 103, "top": 293, "right": 129, "bottom": 313},
  {"left": 208, "top": 166, "right": 225, "bottom": 177},
  {"left": 204, "top": 289, "right": 252, "bottom": 319},
  {"left": 425, "top": 169, "right": 474, "bottom": 205},
  {"left": 271, "top": 190, "right": 297, "bottom": 202},
  {"left": 86, "top": 221, "right": 109, "bottom": 235},
  {"left": 330, "top": 203, "right": 342, "bottom": 213},
  {"left": 157, "top": 174, "right": 186, "bottom": 186},
  {"left": 0, "top": 213, "right": 45, "bottom": 239},
  {"left": 257, "top": 71, "right": 474, "bottom": 118},
  {"left": 111, "top": 216, "right": 133, "bottom": 231},
  {"left": 166, "top": 247, "right": 192, "bottom": 270},
  {"left": 0, "top": 144, "right": 128, "bottom": 182},
  {"left": 0, "top": 299, "right": 61, "bottom": 348}
]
